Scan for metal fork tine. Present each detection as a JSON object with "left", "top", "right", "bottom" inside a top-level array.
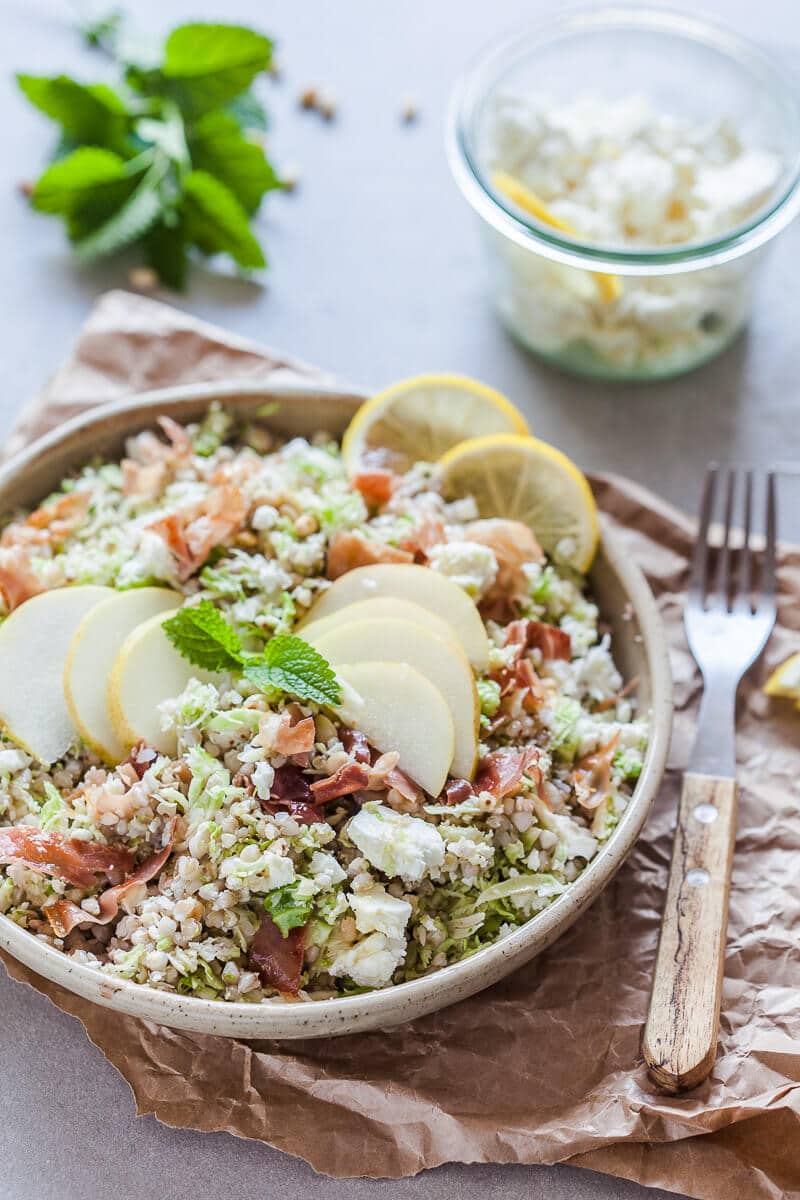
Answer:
[
  {"left": 733, "top": 469, "right": 753, "bottom": 614},
  {"left": 688, "top": 465, "right": 717, "bottom": 602},
  {"left": 761, "top": 470, "right": 777, "bottom": 607},
  {"left": 714, "top": 468, "right": 736, "bottom": 610}
]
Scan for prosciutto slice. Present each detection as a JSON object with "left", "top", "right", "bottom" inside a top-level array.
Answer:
[
  {"left": 466, "top": 519, "right": 544, "bottom": 621},
  {"left": 249, "top": 914, "right": 306, "bottom": 994},
  {"left": 441, "top": 778, "right": 473, "bottom": 805},
  {"left": 0, "top": 827, "right": 134, "bottom": 889},
  {"left": 339, "top": 728, "right": 371, "bottom": 764},
  {"left": 504, "top": 619, "right": 572, "bottom": 661},
  {"left": 473, "top": 747, "right": 540, "bottom": 800},
  {"left": 274, "top": 710, "right": 316, "bottom": 757},
  {"left": 260, "top": 764, "right": 321, "bottom": 826},
  {"left": 147, "top": 484, "right": 247, "bottom": 581},
  {"left": 573, "top": 733, "right": 621, "bottom": 810},
  {"left": 398, "top": 514, "right": 447, "bottom": 561},
  {"left": 326, "top": 530, "right": 413, "bottom": 580},
  {"left": 45, "top": 819, "right": 178, "bottom": 938},
  {"left": 1, "top": 491, "right": 89, "bottom": 549},
  {"left": 0, "top": 548, "right": 45, "bottom": 611},
  {"left": 310, "top": 762, "right": 370, "bottom": 804}
]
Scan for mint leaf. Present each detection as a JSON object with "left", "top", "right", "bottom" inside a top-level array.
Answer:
[
  {"left": 129, "top": 24, "right": 273, "bottom": 118},
  {"left": 74, "top": 174, "right": 163, "bottom": 261},
  {"left": 30, "top": 147, "right": 143, "bottom": 242},
  {"left": 31, "top": 147, "right": 128, "bottom": 214},
  {"left": 263, "top": 884, "right": 313, "bottom": 937},
  {"left": 189, "top": 112, "right": 280, "bottom": 214},
  {"left": 162, "top": 24, "right": 272, "bottom": 116},
  {"left": 162, "top": 600, "right": 244, "bottom": 671},
  {"left": 225, "top": 91, "right": 268, "bottom": 132},
  {"left": 244, "top": 635, "right": 341, "bottom": 706},
  {"left": 182, "top": 170, "right": 265, "bottom": 268},
  {"left": 17, "top": 74, "right": 131, "bottom": 151},
  {"left": 144, "top": 217, "right": 188, "bottom": 291}
]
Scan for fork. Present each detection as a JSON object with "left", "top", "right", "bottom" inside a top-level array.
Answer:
[{"left": 642, "top": 466, "right": 777, "bottom": 1093}]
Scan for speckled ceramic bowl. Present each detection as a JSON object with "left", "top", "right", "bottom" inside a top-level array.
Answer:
[{"left": 0, "top": 382, "right": 672, "bottom": 1038}]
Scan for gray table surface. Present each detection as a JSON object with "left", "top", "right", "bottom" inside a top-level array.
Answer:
[{"left": 1, "top": 1, "right": 798, "bottom": 1197}]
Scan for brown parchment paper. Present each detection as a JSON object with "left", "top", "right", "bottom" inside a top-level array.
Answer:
[{"left": 2, "top": 290, "right": 799, "bottom": 1199}]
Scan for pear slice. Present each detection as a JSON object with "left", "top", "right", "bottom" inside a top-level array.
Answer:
[
  {"left": 108, "top": 611, "right": 216, "bottom": 756},
  {"left": 300, "top": 595, "right": 457, "bottom": 649},
  {"left": 298, "top": 563, "right": 490, "bottom": 671},
  {"left": 336, "top": 662, "right": 454, "bottom": 796},
  {"left": 0, "top": 585, "right": 112, "bottom": 764},
  {"left": 308, "top": 616, "right": 479, "bottom": 779},
  {"left": 64, "top": 587, "right": 181, "bottom": 764}
]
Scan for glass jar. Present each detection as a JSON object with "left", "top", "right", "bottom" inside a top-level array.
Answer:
[{"left": 447, "top": 8, "right": 800, "bottom": 381}]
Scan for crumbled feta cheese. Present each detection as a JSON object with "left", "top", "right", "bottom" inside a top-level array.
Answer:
[
  {"left": 347, "top": 803, "right": 445, "bottom": 884},
  {"left": 252, "top": 761, "right": 275, "bottom": 801},
  {"left": 535, "top": 801, "right": 598, "bottom": 862},
  {"left": 485, "top": 92, "right": 783, "bottom": 375},
  {"left": 328, "top": 932, "right": 407, "bottom": 988},
  {"left": 117, "top": 528, "right": 177, "bottom": 587},
  {"left": 428, "top": 540, "right": 498, "bottom": 599},
  {"left": 349, "top": 885, "right": 412, "bottom": 939},
  {"left": 0, "top": 749, "right": 30, "bottom": 773},
  {"left": 309, "top": 850, "right": 347, "bottom": 888}
]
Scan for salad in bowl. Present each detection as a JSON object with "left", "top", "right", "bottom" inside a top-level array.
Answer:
[{"left": 0, "top": 376, "right": 655, "bottom": 1012}]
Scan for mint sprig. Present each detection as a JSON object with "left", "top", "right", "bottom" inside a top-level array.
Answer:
[
  {"left": 163, "top": 601, "right": 341, "bottom": 706},
  {"left": 163, "top": 600, "right": 243, "bottom": 671},
  {"left": 17, "top": 18, "right": 283, "bottom": 288}
]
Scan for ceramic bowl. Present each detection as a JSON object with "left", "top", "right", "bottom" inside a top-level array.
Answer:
[{"left": 0, "top": 382, "right": 672, "bottom": 1038}]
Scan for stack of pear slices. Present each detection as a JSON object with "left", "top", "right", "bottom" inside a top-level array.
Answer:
[
  {"left": 0, "top": 585, "right": 202, "bottom": 765},
  {"left": 0, "top": 564, "right": 488, "bottom": 797},
  {"left": 298, "top": 563, "right": 489, "bottom": 796}
]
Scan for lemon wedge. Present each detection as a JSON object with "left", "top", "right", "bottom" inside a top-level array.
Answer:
[
  {"left": 493, "top": 170, "right": 622, "bottom": 305},
  {"left": 342, "top": 373, "right": 529, "bottom": 475},
  {"left": 764, "top": 653, "right": 800, "bottom": 707},
  {"left": 438, "top": 433, "right": 599, "bottom": 573}
]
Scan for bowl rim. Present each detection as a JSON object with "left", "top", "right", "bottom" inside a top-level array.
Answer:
[
  {"left": 0, "top": 380, "right": 673, "bottom": 1037},
  {"left": 446, "top": 4, "right": 800, "bottom": 276}
]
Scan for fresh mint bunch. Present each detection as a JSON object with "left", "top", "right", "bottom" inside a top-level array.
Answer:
[
  {"left": 17, "top": 19, "right": 283, "bottom": 288},
  {"left": 163, "top": 600, "right": 341, "bottom": 706}
]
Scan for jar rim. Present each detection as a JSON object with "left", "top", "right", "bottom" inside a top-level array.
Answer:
[{"left": 447, "top": 6, "right": 800, "bottom": 276}]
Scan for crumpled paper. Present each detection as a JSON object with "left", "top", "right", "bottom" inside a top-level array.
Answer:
[{"left": 2, "top": 290, "right": 799, "bottom": 1199}]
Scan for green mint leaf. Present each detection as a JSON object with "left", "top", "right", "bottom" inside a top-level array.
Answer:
[
  {"left": 74, "top": 174, "right": 163, "bottom": 261},
  {"left": 30, "top": 147, "right": 143, "bottom": 242},
  {"left": 263, "top": 885, "right": 313, "bottom": 937},
  {"left": 144, "top": 217, "right": 188, "bottom": 290},
  {"left": 189, "top": 111, "right": 280, "bottom": 214},
  {"left": 30, "top": 147, "right": 128, "bottom": 214},
  {"left": 162, "top": 600, "right": 244, "bottom": 671},
  {"left": 17, "top": 74, "right": 131, "bottom": 151},
  {"left": 225, "top": 91, "right": 268, "bottom": 132},
  {"left": 181, "top": 169, "right": 265, "bottom": 269},
  {"left": 129, "top": 24, "right": 273, "bottom": 119},
  {"left": 244, "top": 635, "right": 341, "bottom": 706}
]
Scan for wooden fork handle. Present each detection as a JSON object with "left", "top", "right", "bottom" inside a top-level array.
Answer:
[{"left": 642, "top": 773, "right": 737, "bottom": 1093}]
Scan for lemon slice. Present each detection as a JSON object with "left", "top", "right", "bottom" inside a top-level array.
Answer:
[
  {"left": 492, "top": 170, "right": 622, "bottom": 305},
  {"left": 438, "top": 434, "right": 599, "bottom": 572},
  {"left": 342, "top": 373, "right": 529, "bottom": 474},
  {"left": 764, "top": 653, "right": 800, "bottom": 704}
]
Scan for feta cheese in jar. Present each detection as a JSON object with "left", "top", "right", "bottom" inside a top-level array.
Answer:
[
  {"left": 448, "top": 12, "right": 800, "bottom": 381},
  {"left": 482, "top": 93, "right": 779, "bottom": 379}
]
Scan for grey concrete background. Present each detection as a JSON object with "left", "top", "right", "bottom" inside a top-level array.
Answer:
[{"left": 1, "top": 0, "right": 798, "bottom": 1196}]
